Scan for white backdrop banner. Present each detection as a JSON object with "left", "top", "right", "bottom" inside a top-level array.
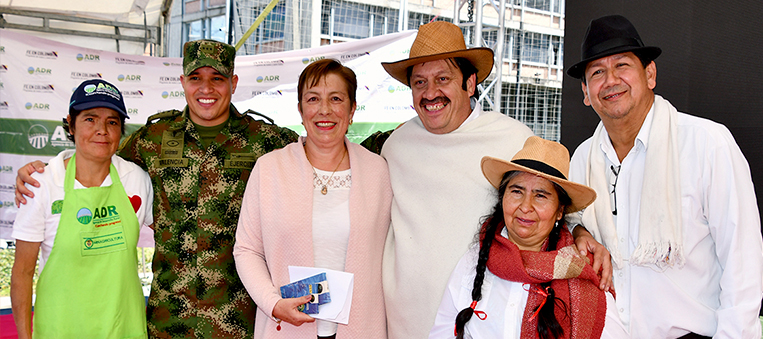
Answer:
[{"left": 0, "top": 29, "right": 418, "bottom": 239}]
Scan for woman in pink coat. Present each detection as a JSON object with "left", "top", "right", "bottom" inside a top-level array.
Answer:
[{"left": 234, "top": 59, "right": 392, "bottom": 339}]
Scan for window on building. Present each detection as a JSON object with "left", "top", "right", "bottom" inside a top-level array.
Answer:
[
  {"left": 407, "top": 13, "right": 442, "bottom": 30},
  {"left": 510, "top": 0, "right": 561, "bottom": 13},
  {"left": 184, "top": 16, "right": 227, "bottom": 44},
  {"left": 322, "top": 0, "right": 429, "bottom": 41}
]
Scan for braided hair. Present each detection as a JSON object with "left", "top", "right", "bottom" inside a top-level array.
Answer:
[{"left": 454, "top": 171, "right": 573, "bottom": 339}]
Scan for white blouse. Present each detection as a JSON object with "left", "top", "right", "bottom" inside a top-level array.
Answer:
[
  {"left": 430, "top": 236, "right": 628, "bottom": 339},
  {"left": 311, "top": 168, "right": 351, "bottom": 336}
]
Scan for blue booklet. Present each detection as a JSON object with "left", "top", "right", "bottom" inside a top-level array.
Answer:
[{"left": 280, "top": 272, "right": 331, "bottom": 314}]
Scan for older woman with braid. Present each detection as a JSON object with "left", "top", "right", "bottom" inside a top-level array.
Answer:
[{"left": 429, "top": 136, "right": 627, "bottom": 339}]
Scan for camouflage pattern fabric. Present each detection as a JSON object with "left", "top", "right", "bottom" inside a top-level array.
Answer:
[
  {"left": 359, "top": 129, "right": 394, "bottom": 155},
  {"left": 183, "top": 39, "right": 235, "bottom": 78},
  {"left": 118, "top": 105, "right": 298, "bottom": 338}
]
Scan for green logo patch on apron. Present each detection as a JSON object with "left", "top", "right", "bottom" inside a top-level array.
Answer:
[{"left": 77, "top": 207, "right": 93, "bottom": 224}]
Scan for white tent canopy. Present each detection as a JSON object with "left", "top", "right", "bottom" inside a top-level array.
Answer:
[{"left": 0, "top": 0, "right": 169, "bottom": 55}]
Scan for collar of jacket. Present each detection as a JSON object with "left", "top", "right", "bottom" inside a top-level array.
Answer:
[{"left": 167, "top": 104, "right": 247, "bottom": 133}]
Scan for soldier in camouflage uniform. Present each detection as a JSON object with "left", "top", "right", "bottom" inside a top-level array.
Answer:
[
  {"left": 120, "top": 40, "right": 298, "bottom": 338},
  {"left": 15, "top": 39, "right": 298, "bottom": 338}
]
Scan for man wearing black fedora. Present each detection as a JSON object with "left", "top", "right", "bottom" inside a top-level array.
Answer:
[
  {"left": 567, "top": 14, "right": 762, "bottom": 338},
  {"left": 372, "top": 20, "right": 612, "bottom": 339}
]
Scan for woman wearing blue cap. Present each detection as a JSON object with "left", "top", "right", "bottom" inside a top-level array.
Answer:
[{"left": 10, "top": 79, "right": 153, "bottom": 339}]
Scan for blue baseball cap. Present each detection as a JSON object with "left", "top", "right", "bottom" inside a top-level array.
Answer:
[{"left": 69, "top": 79, "right": 128, "bottom": 118}]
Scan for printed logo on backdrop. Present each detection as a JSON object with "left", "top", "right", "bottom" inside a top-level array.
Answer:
[
  {"left": 251, "top": 90, "right": 283, "bottom": 97},
  {"left": 26, "top": 50, "right": 58, "bottom": 59},
  {"left": 256, "top": 75, "right": 279, "bottom": 83},
  {"left": 71, "top": 71, "right": 103, "bottom": 79},
  {"left": 159, "top": 76, "right": 181, "bottom": 84},
  {"left": 115, "top": 57, "right": 145, "bottom": 65},
  {"left": 127, "top": 108, "right": 139, "bottom": 116},
  {"left": 250, "top": 60, "right": 285, "bottom": 67},
  {"left": 389, "top": 48, "right": 410, "bottom": 57},
  {"left": 122, "top": 90, "right": 144, "bottom": 98},
  {"left": 77, "top": 53, "right": 100, "bottom": 62},
  {"left": 0, "top": 65, "right": 7, "bottom": 72},
  {"left": 387, "top": 85, "right": 410, "bottom": 93},
  {"left": 27, "top": 67, "right": 52, "bottom": 76},
  {"left": 23, "top": 84, "right": 55, "bottom": 93},
  {"left": 27, "top": 124, "right": 50, "bottom": 149},
  {"left": 0, "top": 166, "right": 12, "bottom": 174},
  {"left": 1, "top": 201, "right": 14, "bottom": 210},
  {"left": 340, "top": 52, "right": 370, "bottom": 61},
  {"left": 162, "top": 62, "right": 182, "bottom": 67},
  {"left": 0, "top": 183, "right": 14, "bottom": 193},
  {"left": 302, "top": 56, "right": 326, "bottom": 64},
  {"left": 117, "top": 74, "right": 141, "bottom": 82},
  {"left": 50, "top": 125, "right": 74, "bottom": 147},
  {"left": 25, "top": 102, "right": 50, "bottom": 111},
  {"left": 162, "top": 91, "right": 185, "bottom": 99},
  {"left": 0, "top": 46, "right": 5, "bottom": 53},
  {"left": 384, "top": 105, "right": 414, "bottom": 111},
  {"left": 0, "top": 101, "right": 8, "bottom": 110}
]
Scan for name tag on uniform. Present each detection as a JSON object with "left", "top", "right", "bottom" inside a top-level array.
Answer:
[
  {"left": 80, "top": 224, "right": 127, "bottom": 256},
  {"left": 224, "top": 153, "right": 256, "bottom": 169},
  {"left": 157, "top": 158, "right": 190, "bottom": 168}
]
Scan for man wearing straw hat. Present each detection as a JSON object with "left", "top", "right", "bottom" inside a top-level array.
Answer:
[
  {"left": 567, "top": 15, "right": 762, "bottom": 338},
  {"left": 375, "top": 21, "right": 612, "bottom": 338},
  {"left": 15, "top": 39, "right": 298, "bottom": 338}
]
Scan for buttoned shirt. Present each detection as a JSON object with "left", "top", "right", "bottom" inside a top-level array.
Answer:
[{"left": 569, "top": 103, "right": 763, "bottom": 338}]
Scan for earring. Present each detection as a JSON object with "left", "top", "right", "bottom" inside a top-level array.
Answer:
[{"left": 350, "top": 119, "right": 353, "bottom": 125}]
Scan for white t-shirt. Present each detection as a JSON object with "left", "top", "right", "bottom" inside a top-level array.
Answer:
[{"left": 12, "top": 149, "right": 154, "bottom": 273}]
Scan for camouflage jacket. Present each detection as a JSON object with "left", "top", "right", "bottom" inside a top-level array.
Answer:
[{"left": 118, "top": 105, "right": 298, "bottom": 338}]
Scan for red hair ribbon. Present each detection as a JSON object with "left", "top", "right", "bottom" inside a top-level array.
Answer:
[
  {"left": 470, "top": 301, "right": 488, "bottom": 320},
  {"left": 453, "top": 300, "right": 488, "bottom": 336},
  {"left": 526, "top": 285, "right": 551, "bottom": 321}
]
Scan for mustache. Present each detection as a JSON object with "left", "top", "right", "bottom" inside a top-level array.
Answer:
[
  {"left": 420, "top": 96, "right": 450, "bottom": 106},
  {"left": 601, "top": 85, "right": 628, "bottom": 98}
]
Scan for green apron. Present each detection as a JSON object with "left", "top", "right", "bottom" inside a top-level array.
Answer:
[{"left": 33, "top": 154, "right": 147, "bottom": 339}]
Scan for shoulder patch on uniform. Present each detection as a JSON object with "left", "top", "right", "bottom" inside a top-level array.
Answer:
[
  {"left": 147, "top": 110, "right": 182, "bottom": 124},
  {"left": 242, "top": 109, "right": 275, "bottom": 125}
]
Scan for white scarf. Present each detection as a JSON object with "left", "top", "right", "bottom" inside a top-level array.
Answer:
[{"left": 581, "top": 95, "right": 684, "bottom": 269}]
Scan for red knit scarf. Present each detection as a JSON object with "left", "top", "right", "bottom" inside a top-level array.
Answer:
[{"left": 482, "top": 222, "right": 607, "bottom": 339}]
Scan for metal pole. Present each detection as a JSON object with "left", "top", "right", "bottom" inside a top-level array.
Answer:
[
  {"left": 493, "top": 0, "right": 506, "bottom": 113},
  {"left": 453, "top": 0, "right": 461, "bottom": 25},
  {"left": 474, "top": 0, "right": 483, "bottom": 46},
  {"left": 227, "top": 0, "right": 234, "bottom": 44},
  {"left": 398, "top": 0, "right": 408, "bottom": 31},
  {"left": 234, "top": 0, "right": 280, "bottom": 51}
]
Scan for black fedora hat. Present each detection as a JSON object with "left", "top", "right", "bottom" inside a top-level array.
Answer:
[{"left": 567, "top": 15, "right": 661, "bottom": 79}]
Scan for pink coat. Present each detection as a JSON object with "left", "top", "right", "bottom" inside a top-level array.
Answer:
[{"left": 234, "top": 137, "right": 392, "bottom": 338}]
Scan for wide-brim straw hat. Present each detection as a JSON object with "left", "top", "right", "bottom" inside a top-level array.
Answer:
[
  {"left": 567, "top": 15, "right": 661, "bottom": 79},
  {"left": 481, "top": 136, "right": 597, "bottom": 213},
  {"left": 381, "top": 21, "right": 494, "bottom": 86}
]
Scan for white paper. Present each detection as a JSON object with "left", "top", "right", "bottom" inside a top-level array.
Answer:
[{"left": 288, "top": 266, "right": 354, "bottom": 324}]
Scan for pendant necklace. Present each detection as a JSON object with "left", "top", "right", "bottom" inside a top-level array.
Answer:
[{"left": 306, "top": 147, "right": 346, "bottom": 195}]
